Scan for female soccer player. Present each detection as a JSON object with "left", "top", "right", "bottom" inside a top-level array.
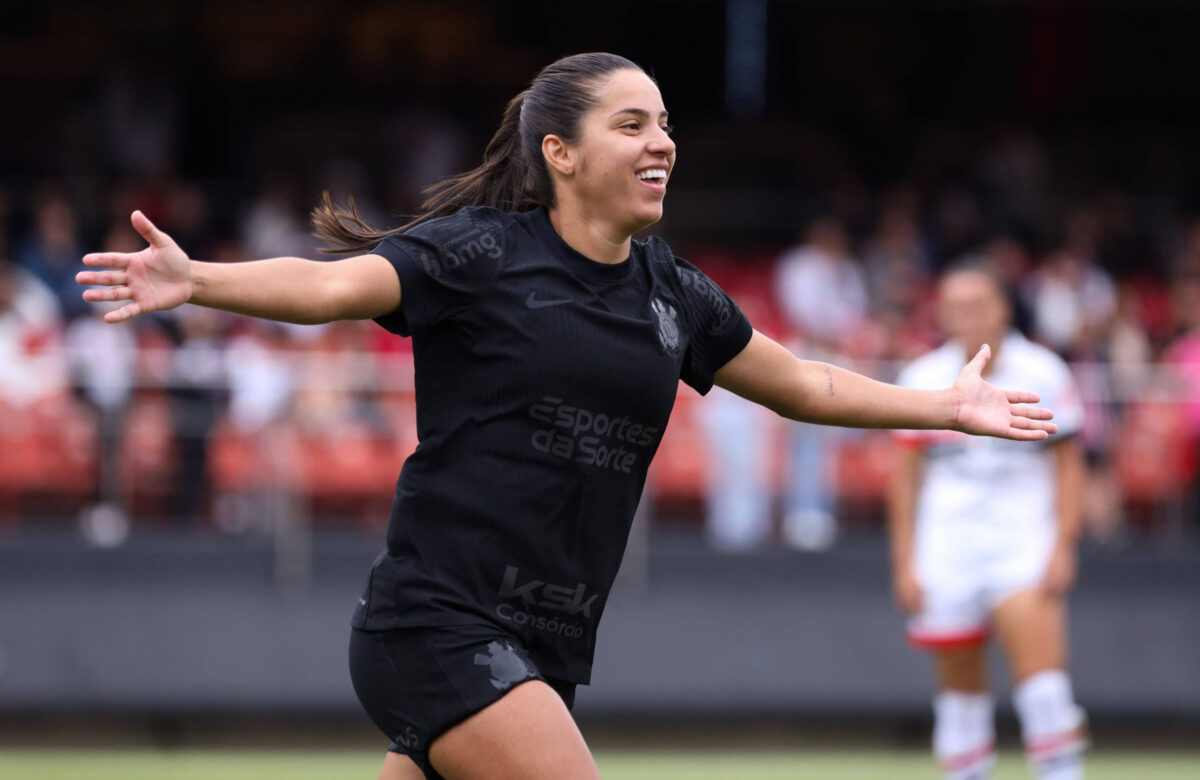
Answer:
[
  {"left": 890, "top": 265, "right": 1088, "bottom": 780},
  {"left": 79, "top": 53, "right": 1056, "bottom": 780}
]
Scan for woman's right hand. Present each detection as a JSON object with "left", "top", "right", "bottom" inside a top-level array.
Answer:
[
  {"left": 892, "top": 563, "right": 924, "bottom": 615},
  {"left": 77, "top": 210, "right": 193, "bottom": 324}
]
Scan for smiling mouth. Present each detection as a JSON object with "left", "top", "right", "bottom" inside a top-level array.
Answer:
[{"left": 633, "top": 168, "right": 672, "bottom": 184}]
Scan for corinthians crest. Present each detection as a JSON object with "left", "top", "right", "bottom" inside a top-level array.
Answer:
[
  {"left": 651, "top": 298, "right": 681, "bottom": 356},
  {"left": 474, "top": 640, "right": 533, "bottom": 690}
]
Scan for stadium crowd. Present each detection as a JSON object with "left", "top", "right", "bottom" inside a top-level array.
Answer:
[
  {"left": 2, "top": 123, "right": 1197, "bottom": 545},
  {"left": 2, "top": 1, "right": 1199, "bottom": 542}
]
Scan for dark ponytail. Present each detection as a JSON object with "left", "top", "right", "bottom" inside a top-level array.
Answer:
[{"left": 313, "top": 52, "right": 645, "bottom": 254}]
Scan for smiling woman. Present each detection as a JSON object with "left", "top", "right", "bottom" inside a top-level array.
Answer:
[{"left": 76, "top": 51, "right": 1056, "bottom": 780}]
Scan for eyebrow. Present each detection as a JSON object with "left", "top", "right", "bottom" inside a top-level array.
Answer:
[{"left": 610, "top": 108, "right": 670, "bottom": 120}]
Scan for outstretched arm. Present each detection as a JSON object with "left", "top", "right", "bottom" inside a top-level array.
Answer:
[
  {"left": 77, "top": 211, "right": 400, "bottom": 325},
  {"left": 714, "top": 330, "right": 1057, "bottom": 440}
]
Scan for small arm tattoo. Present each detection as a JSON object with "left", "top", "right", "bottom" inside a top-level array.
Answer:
[{"left": 825, "top": 365, "right": 835, "bottom": 396}]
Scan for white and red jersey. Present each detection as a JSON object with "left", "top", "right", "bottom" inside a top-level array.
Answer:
[
  {"left": 894, "top": 331, "right": 1083, "bottom": 537},
  {"left": 894, "top": 331, "right": 1084, "bottom": 647}
]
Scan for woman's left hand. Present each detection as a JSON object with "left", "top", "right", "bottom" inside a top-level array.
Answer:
[{"left": 951, "top": 344, "right": 1058, "bottom": 441}]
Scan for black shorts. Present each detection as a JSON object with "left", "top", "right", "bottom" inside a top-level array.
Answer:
[{"left": 348, "top": 624, "right": 577, "bottom": 779}]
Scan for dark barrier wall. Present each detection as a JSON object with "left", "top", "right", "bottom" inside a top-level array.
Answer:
[{"left": 1, "top": 532, "right": 1197, "bottom": 720}]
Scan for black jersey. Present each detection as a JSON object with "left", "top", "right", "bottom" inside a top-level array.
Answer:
[{"left": 352, "top": 205, "right": 752, "bottom": 683}]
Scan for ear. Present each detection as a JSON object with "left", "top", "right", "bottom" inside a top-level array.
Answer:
[{"left": 542, "top": 134, "right": 575, "bottom": 177}]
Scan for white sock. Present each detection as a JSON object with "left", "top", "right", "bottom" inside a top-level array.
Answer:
[
  {"left": 933, "top": 690, "right": 996, "bottom": 780},
  {"left": 1014, "top": 669, "right": 1088, "bottom": 780}
]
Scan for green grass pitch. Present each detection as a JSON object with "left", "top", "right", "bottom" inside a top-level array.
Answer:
[{"left": 1, "top": 749, "right": 1197, "bottom": 779}]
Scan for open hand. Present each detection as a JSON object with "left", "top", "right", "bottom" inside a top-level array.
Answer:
[
  {"left": 952, "top": 344, "right": 1058, "bottom": 441},
  {"left": 76, "top": 210, "right": 193, "bottom": 324}
]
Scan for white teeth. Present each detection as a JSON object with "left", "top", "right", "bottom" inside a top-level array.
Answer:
[{"left": 637, "top": 169, "right": 667, "bottom": 181}]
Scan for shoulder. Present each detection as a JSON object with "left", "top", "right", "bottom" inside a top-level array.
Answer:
[
  {"left": 1006, "top": 332, "right": 1072, "bottom": 381},
  {"left": 384, "top": 206, "right": 517, "bottom": 252},
  {"left": 636, "top": 235, "right": 678, "bottom": 269},
  {"left": 636, "top": 237, "right": 710, "bottom": 291}
]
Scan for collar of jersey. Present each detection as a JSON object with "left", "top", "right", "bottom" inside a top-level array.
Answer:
[{"left": 527, "top": 206, "right": 633, "bottom": 283}]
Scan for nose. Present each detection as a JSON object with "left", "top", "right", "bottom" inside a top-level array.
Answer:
[{"left": 647, "top": 125, "right": 675, "bottom": 157}]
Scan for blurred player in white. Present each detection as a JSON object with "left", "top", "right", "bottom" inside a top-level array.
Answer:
[{"left": 889, "top": 264, "right": 1088, "bottom": 780}]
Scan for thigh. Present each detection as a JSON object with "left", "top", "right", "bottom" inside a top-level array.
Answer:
[
  {"left": 429, "top": 679, "right": 600, "bottom": 780},
  {"left": 990, "top": 587, "right": 1067, "bottom": 683},
  {"left": 349, "top": 624, "right": 574, "bottom": 779}
]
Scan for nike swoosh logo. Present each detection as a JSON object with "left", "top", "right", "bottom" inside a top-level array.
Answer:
[{"left": 526, "top": 291, "right": 572, "bottom": 309}]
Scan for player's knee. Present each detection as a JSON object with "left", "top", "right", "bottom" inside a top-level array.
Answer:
[
  {"left": 1013, "top": 669, "right": 1088, "bottom": 779},
  {"left": 932, "top": 690, "right": 995, "bottom": 780},
  {"left": 934, "top": 647, "right": 988, "bottom": 692}
]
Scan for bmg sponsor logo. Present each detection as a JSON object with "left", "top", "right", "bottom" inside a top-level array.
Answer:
[
  {"left": 495, "top": 565, "right": 594, "bottom": 640},
  {"left": 415, "top": 227, "right": 502, "bottom": 278},
  {"left": 528, "top": 396, "right": 659, "bottom": 474},
  {"left": 677, "top": 266, "right": 733, "bottom": 334}
]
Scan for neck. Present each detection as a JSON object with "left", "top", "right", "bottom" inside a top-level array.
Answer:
[{"left": 547, "top": 201, "right": 632, "bottom": 265}]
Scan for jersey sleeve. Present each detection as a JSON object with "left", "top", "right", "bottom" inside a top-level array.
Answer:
[
  {"left": 672, "top": 256, "right": 753, "bottom": 395},
  {"left": 1044, "top": 357, "right": 1085, "bottom": 440},
  {"left": 371, "top": 208, "right": 505, "bottom": 336}
]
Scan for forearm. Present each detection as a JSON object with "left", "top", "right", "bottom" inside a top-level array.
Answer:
[
  {"left": 190, "top": 257, "right": 347, "bottom": 324},
  {"left": 716, "top": 334, "right": 960, "bottom": 429},
  {"left": 782, "top": 360, "right": 959, "bottom": 430}
]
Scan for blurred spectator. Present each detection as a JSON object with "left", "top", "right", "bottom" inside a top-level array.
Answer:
[
  {"left": 862, "top": 199, "right": 931, "bottom": 321},
  {"left": 1163, "top": 276, "right": 1200, "bottom": 532},
  {"left": 774, "top": 217, "right": 867, "bottom": 550},
  {"left": 1022, "top": 208, "right": 1117, "bottom": 359},
  {"left": 163, "top": 306, "right": 229, "bottom": 523},
  {"left": 65, "top": 225, "right": 140, "bottom": 540},
  {"left": 242, "top": 180, "right": 315, "bottom": 260},
  {"left": 1106, "top": 282, "right": 1154, "bottom": 404},
  {"left": 14, "top": 189, "right": 87, "bottom": 319},
  {"left": 292, "top": 320, "right": 385, "bottom": 434},
  {"left": 1079, "top": 282, "right": 1155, "bottom": 540},
  {"left": 860, "top": 198, "right": 935, "bottom": 360},
  {"left": 225, "top": 320, "right": 295, "bottom": 433},
  {"left": 0, "top": 257, "right": 68, "bottom": 408},
  {"left": 699, "top": 387, "right": 773, "bottom": 551},
  {"left": 776, "top": 216, "right": 869, "bottom": 347},
  {"left": 698, "top": 290, "right": 781, "bottom": 552}
]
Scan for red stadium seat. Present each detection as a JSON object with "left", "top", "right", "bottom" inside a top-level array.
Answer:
[
  {"left": 836, "top": 431, "right": 895, "bottom": 503},
  {"left": 0, "top": 395, "right": 97, "bottom": 518}
]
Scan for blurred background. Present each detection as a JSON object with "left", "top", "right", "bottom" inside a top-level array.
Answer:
[{"left": 1, "top": 0, "right": 1198, "bottom": 776}]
